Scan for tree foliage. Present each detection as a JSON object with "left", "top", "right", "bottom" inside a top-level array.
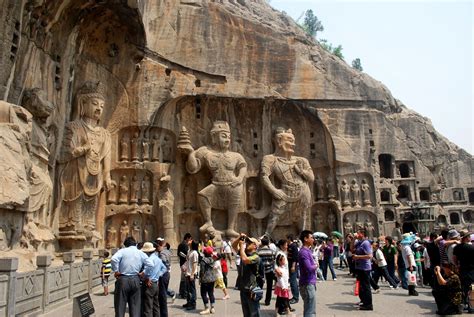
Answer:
[
  {"left": 301, "top": 9, "right": 324, "bottom": 38},
  {"left": 352, "top": 58, "right": 363, "bottom": 71},
  {"left": 319, "top": 39, "right": 344, "bottom": 60}
]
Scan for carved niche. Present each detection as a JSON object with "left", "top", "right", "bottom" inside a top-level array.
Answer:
[
  {"left": 343, "top": 210, "right": 378, "bottom": 239},
  {"left": 117, "top": 126, "right": 175, "bottom": 164},
  {"left": 105, "top": 169, "right": 153, "bottom": 216},
  {"left": 154, "top": 96, "right": 335, "bottom": 239}
]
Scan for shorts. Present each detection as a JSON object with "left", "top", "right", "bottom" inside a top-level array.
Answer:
[
  {"left": 102, "top": 276, "right": 109, "bottom": 287},
  {"left": 215, "top": 277, "right": 226, "bottom": 289}
]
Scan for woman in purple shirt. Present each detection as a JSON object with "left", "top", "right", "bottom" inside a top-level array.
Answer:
[{"left": 322, "top": 240, "right": 337, "bottom": 281}]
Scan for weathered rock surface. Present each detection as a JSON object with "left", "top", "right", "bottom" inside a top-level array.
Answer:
[
  {"left": 0, "top": 0, "right": 471, "bottom": 262},
  {"left": 0, "top": 101, "right": 31, "bottom": 210}
]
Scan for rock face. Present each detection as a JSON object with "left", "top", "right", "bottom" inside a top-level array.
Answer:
[{"left": 0, "top": 0, "right": 472, "bottom": 255}]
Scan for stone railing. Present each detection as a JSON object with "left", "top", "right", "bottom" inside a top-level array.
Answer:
[{"left": 0, "top": 250, "right": 115, "bottom": 316}]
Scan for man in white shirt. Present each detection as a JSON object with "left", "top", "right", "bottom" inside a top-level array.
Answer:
[
  {"left": 111, "top": 236, "right": 148, "bottom": 317},
  {"left": 401, "top": 241, "right": 418, "bottom": 296},
  {"left": 372, "top": 241, "right": 399, "bottom": 288}
]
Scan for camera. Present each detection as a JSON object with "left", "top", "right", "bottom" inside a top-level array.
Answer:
[{"left": 239, "top": 236, "right": 246, "bottom": 241}]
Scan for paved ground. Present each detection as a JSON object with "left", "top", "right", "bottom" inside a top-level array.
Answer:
[{"left": 41, "top": 265, "right": 438, "bottom": 317}]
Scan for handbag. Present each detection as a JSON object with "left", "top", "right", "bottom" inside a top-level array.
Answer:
[
  {"left": 406, "top": 271, "right": 417, "bottom": 286},
  {"left": 354, "top": 280, "right": 360, "bottom": 296},
  {"left": 250, "top": 285, "right": 263, "bottom": 302}
]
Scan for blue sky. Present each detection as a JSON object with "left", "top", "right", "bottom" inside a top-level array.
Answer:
[{"left": 270, "top": 0, "right": 473, "bottom": 154}]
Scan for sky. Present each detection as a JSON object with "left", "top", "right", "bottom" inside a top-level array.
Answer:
[{"left": 269, "top": 0, "right": 473, "bottom": 155}]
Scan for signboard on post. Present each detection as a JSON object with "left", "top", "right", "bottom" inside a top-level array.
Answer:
[{"left": 72, "top": 293, "right": 95, "bottom": 317}]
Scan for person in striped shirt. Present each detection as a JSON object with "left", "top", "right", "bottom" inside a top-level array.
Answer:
[{"left": 101, "top": 251, "right": 112, "bottom": 295}]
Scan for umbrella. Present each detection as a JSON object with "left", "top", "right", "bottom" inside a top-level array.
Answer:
[
  {"left": 331, "top": 231, "right": 343, "bottom": 238},
  {"left": 313, "top": 232, "right": 328, "bottom": 239}
]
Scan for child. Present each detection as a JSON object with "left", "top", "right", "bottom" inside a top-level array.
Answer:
[
  {"left": 213, "top": 253, "right": 230, "bottom": 300},
  {"left": 414, "top": 243, "right": 424, "bottom": 286},
  {"left": 274, "top": 253, "right": 292, "bottom": 315},
  {"left": 313, "top": 240, "right": 325, "bottom": 281},
  {"left": 220, "top": 254, "right": 229, "bottom": 288},
  {"left": 101, "top": 251, "right": 112, "bottom": 295},
  {"left": 199, "top": 246, "right": 216, "bottom": 315}
]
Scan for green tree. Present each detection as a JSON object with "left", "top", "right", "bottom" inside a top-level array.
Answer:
[
  {"left": 352, "top": 58, "right": 363, "bottom": 71},
  {"left": 319, "top": 39, "right": 344, "bottom": 60},
  {"left": 302, "top": 9, "right": 324, "bottom": 38},
  {"left": 332, "top": 45, "right": 344, "bottom": 60}
]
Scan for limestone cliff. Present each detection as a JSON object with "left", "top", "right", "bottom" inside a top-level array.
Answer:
[{"left": 0, "top": 0, "right": 471, "bottom": 255}]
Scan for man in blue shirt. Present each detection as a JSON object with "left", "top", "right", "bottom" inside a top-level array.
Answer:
[
  {"left": 142, "top": 242, "right": 167, "bottom": 317},
  {"left": 352, "top": 229, "right": 373, "bottom": 311},
  {"left": 111, "top": 236, "right": 148, "bottom": 317}
]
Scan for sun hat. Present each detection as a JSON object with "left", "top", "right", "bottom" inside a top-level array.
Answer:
[
  {"left": 141, "top": 242, "right": 156, "bottom": 253},
  {"left": 400, "top": 233, "right": 415, "bottom": 245},
  {"left": 459, "top": 230, "right": 471, "bottom": 239},
  {"left": 448, "top": 229, "right": 460, "bottom": 239},
  {"left": 246, "top": 237, "right": 259, "bottom": 245}
]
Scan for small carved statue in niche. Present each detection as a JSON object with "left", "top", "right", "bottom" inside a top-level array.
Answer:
[
  {"left": 392, "top": 162, "right": 398, "bottom": 178},
  {"left": 328, "top": 210, "right": 336, "bottom": 230},
  {"left": 390, "top": 221, "right": 402, "bottom": 240},
  {"left": 183, "top": 179, "right": 196, "bottom": 210},
  {"left": 361, "top": 179, "right": 371, "bottom": 207},
  {"left": 143, "top": 222, "right": 153, "bottom": 242},
  {"left": 327, "top": 174, "right": 337, "bottom": 200},
  {"left": 142, "top": 136, "right": 150, "bottom": 161},
  {"left": 0, "top": 227, "right": 7, "bottom": 251},
  {"left": 119, "top": 220, "right": 129, "bottom": 244},
  {"left": 364, "top": 219, "right": 375, "bottom": 239},
  {"left": 343, "top": 216, "right": 353, "bottom": 236},
  {"left": 247, "top": 184, "right": 257, "bottom": 210},
  {"left": 354, "top": 216, "right": 363, "bottom": 232},
  {"left": 453, "top": 191, "right": 461, "bottom": 201},
  {"left": 313, "top": 212, "right": 323, "bottom": 231},
  {"left": 120, "top": 133, "right": 129, "bottom": 161},
  {"left": 141, "top": 175, "right": 151, "bottom": 204},
  {"left": 351, "top": 179, "right": 361, "bottom": 207},
  {"left": 130, "top": 132, "right": 139, "bottom": 162},
  {"left": 107, "top": 180, "right": 117, "bottom": 204},
  {"left": 130, "top": 175, "right": 140, "bottom": 204},
  {"left": 131, "top": 220, "right": 141, "bottom": 241},
  {"left": 162, "top": 135, "right": 172, "bottom": 163},
  {"left": 57, "top": 81, "right": 113, "bottom": 233},
  {"left": 340, "top": 179, "right": 351, "bottom": 207},
  {"left": 179, "top": 121, "right": 247, "bottom": 238},
  {"left": 151, "top": 133, "right": 160, "bottom": 162},
  {"left": 118, "top": 175, "right": 129, "bottom": 204},
  {"left": 261, "top": 128, "right": 314, "bottom": 236},
  {"left": 21, "top": 88, "right": 55, "bottom": 226},
  {"left": 315, "top": 175, "right": 325, "bottom": 201},
  {"left": 106, "top": 225, "right": 117, "bottom": 248},
  {"left": 159, "top": 174, "right": 177, "bottom": 243}
]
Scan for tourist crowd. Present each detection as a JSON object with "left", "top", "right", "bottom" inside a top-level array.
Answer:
[{"left": 104, "top": 226, "right": 474, "bottom": 317}]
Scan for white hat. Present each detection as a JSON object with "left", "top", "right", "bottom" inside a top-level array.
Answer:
[{"left": 141, "top": 242, "right": 156, "bottom": 253}]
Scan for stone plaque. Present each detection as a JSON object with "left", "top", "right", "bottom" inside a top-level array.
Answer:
[{"left": 72, "top": 293, "right": 95, "bottom": 317}]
